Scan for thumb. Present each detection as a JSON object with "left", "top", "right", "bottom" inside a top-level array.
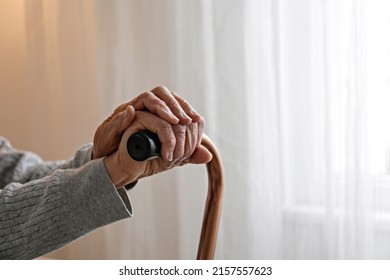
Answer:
[{"left": 189, "top": 145, "right": 213, "bottom": 164}]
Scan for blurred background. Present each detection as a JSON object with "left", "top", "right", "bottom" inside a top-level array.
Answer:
[{"left": 1, "top": 0, "right": 390, "bottom": 259}]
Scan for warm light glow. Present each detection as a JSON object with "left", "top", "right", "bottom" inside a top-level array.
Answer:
[{"left": 0, "top": 0, "right": 26, "bottom": 51}]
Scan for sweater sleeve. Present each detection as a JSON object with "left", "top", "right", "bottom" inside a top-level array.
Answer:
[
  {"left": 0, "top": 138, "right": 133, "bottom": 259},
  {"left": 0, "top": 137, "right": 93, "bottom": 187}
]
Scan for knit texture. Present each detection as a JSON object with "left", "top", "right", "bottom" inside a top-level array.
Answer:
[{"left": 0, "top": 137, "right": 132, "bottom": 259}]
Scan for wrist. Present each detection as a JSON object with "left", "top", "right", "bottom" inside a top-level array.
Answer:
[{"left": 103, "top": 153, "right": 136, "bottom": 189}]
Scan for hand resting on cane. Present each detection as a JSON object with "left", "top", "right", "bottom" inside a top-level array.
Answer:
[{"left": 104, "top": 109, "right": 212, "bottom": 189}]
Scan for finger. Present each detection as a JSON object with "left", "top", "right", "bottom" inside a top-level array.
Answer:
[
  {"left": 105, "top": 102, "right": 132, "bottom": 123},
  {"left": 171, "top": 91, "right": 202, "bottom": 123},
  {"left": 119, "top": 105, "right": 136, "bottom": 132},
  {"left": 172, "top": 124, "right": 186, "bottom": 162},
  {"left": 93, "top": 106, "right": 136, "bottom": 159},
  {"left": 150, "top": 86, "right": 192, "bottom": 125},
  {"left": 183, "top": 122, "right": 198, "bottom": 159},
  {"left": 132, "top": 91, "right": 180, "bottom": 124},
  {"left": 196, "top": 117, "right": 205, "bottom": 147},
  {"left": 159, "top": 126, "right": 176, "bottom": 162}
]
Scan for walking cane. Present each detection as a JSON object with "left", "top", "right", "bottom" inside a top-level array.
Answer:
[{"left": 127, "top": 131, "right": 224, "bottom": 260}]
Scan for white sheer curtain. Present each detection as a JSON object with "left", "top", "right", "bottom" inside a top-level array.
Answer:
[{"left": 3, "top": 0, "right": 390, "bottom": 259}]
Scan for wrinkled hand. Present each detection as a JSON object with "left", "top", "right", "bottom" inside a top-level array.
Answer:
[
  {"left": 104, "top": 110, "right": 212, "bottom": 189},
  {"left": 92, "top": 86, "right": 201, "bottom": 159}
]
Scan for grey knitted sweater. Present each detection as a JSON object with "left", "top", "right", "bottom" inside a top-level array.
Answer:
[{"left": 0, "top": 137, "right": 133, "bottom": 259}]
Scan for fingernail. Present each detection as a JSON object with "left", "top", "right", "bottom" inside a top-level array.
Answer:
[
  {"left": 167, "top": 151, "right": 173, "bottom": 161},
  {"left": 164, "top": 150, "right": 172, "bottom": 161},
  {"left": 172, "top": 114, "right": 180, "bottom": 123},
  {"left": 181, "top": 113, "right": 192, "bottom": 124},
  {"left": 190, "top": 109, "right": 202, "bottom": 121}
]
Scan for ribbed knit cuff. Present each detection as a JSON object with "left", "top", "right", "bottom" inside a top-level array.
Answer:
[{"left": 65, "top": 158, "right": 133, "bottom": 232}]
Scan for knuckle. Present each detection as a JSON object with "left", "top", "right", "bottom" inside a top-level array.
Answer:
[
  {"left": 112, "top": 112, "right": 123, "bottom": 124},
  {"left": 113, "top": 103, "right": 126, "bottom": 114},
  {"left": 135, "top": 92, "right": 153, "bottom": 105},
  {"left": 143, "top": 91, "right": 155, "bottom": 99},
  {"left": 153, "top": 85, "right": 170, "bottom": 94}
]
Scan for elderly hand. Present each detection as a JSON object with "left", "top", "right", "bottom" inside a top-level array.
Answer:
[
  {"left": 92, "top": 86, "right": 201, "bottom": 159},
  {"left": 103, "top": 110, "right": 212, "bottom": 189}
]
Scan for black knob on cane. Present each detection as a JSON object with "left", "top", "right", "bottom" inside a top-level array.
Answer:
[
  {"left": 126, "top": 130, "right": 162, "bottom": 161},
  {"left": 125, "top": 130, "right": 161, "bottom": 191}
]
